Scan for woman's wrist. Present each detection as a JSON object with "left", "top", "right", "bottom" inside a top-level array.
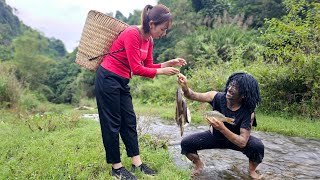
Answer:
[
  {"left": 156, "top": 68, "right": 163, "bottom": 75},
  {"left": 161, "top": 61, "right": 168, "bottom": 68}
]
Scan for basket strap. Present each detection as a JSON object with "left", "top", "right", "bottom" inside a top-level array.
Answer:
[
  {"left": 109, "top": 53, "right": 131, "bottom": 71},
  {"left": 106, "top": 26, "right": 142, "bottom": 75},
  {"left": 88, "top": 48, "right": 125, "bottom": 61},
  {"left": 88, "top": 25, "right": 145, "bottom": 76}
]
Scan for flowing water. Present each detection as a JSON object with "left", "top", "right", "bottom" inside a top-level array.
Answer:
[{"left": 83, "top": 114, "right": 320, "bottom": 180}]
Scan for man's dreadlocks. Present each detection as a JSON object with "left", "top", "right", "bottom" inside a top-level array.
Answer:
[{"left": 224, "top": 72, "right": 261, "bottom": 112}]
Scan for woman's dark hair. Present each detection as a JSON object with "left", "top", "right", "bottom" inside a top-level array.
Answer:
[
  {"left": 141, "top": 4, "right": 172, "bottom": 33},
  {"left": 224, "top": 72, "right": 261, "bottom": 112}
]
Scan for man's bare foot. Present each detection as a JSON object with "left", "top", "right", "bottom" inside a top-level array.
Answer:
[
  {"left": 249, "top": 170, "right": 263, "bottom": 179},
  {"left": 186, "top": 153, "right": 204, "bottom": 176},
  {"left": 191, "top": 160, "right": 204, "bottom": 176},
  {"left": 248, "top": 161, "right": 263, "bottom": 179}
]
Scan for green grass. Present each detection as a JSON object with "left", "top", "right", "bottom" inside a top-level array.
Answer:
[
  {"left": 0, "top": 110, "right": 190, "bottom": 179},
  {"left": 254, "top": 112, "right": 320, "bottom": 139},
  {"left": 1, "top": 99, "right": 319, "bottom": 179}
]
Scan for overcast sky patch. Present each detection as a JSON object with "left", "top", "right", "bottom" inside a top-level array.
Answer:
[{"left": 6, "top": 0, "right": 158, "bottom": 52}]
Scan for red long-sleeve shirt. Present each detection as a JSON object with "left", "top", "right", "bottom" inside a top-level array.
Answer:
[{"left": 101, "top": 26, "right": 161, "bottom": 79}]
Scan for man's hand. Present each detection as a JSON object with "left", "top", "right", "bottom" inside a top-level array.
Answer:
[
  {"left": 177, "top": 73, "right": 217, "bottom": 102},
  {"left": 205, "top": 117, "right": 226, "bottom": 131},
  {"left": 207, "top": 117, "right": 250, "bottom": 148},
  {"left": 177, "top": 73, "right": 188, "bottom": 89}
]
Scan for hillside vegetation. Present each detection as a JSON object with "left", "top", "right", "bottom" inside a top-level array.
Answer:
[{"left": 1, "top": 0, "right": 319, "bottom": 119}]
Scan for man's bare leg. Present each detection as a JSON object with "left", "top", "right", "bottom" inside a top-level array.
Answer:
[
  {"left": 249, "top": 161, "right": 263, "bottom": 179},
  {"left": 186, "top": 153, "right": 204, "bottom": 176}
]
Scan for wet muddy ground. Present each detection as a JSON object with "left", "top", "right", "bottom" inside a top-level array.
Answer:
[{"left": 83, "top": 114, "right": 320, "bottom": 180}]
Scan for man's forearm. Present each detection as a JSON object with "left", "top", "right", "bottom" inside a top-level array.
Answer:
[
  {"left": 182, "top": 88, "right": 197, "bottom": 101},
  {"left": 220, "top": 128, "right": 248, "bottom": 148}
]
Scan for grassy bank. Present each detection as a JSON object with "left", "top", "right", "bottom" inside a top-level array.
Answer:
[
  {"left": 1, "top": 99, "right": 319, "bottom": 179},
  {"left": 254, "top": 112, "right": 320, "bottom": 139},
  {"left": 0, "top": 109, "right": 190, "bottom": 179}
]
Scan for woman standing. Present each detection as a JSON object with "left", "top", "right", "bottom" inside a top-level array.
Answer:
[{"left": 95, "top": 4, "right": 186, "bottom": 179}]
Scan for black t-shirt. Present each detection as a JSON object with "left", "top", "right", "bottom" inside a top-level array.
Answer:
[{"left": 209, "top": 92, "right": 255, "bottom": 138}]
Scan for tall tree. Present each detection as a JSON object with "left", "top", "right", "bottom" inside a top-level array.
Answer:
[
  {"left": 12, "top": 30, "right": 55, "bottom": 90},
  {"left": 229, "top": 0, "right": 286, "bottom": 27},
  {"left": 47, "top": 38, "right": 67, "bottom": 57},
  {"left": 125, "top": 10, "right": 141, "bottom": 25},
  {"left": 115, "top": 10, "right": 127, "bottom": 22},
  {"left": 0, "top": 0, "right": 21, "bottom": 36},
  {"left": 191, "top": 0, "right": 230, "bottom": 16}
]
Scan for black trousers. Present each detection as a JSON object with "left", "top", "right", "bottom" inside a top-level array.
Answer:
[
  {"left": 95, "top": 66, "right": 139, "bottom": 164},
  {"left": 181, "top": 130, "right": 264, "bottom": 164}
]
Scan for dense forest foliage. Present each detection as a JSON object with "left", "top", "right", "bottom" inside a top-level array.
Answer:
[{"left": 0, "top": 0, "right": 319, "bottom": 119}]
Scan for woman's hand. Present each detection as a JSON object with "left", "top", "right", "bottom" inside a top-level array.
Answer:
[
  {"left": 162, "top": 58, "right": 187, "bottom": 67},
  {"left": 157, "top": 67, "right": 180, "bottom": 76},
  {"left": 206, "top": 117, "right": 226, "bottom": 131}
]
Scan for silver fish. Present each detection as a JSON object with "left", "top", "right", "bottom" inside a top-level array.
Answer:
[
  {"left": 203, "top": 110, "right": 235, "bottom": 125},
  {"left": 175, "top": 87, "right": 191, "bottom": 136}
]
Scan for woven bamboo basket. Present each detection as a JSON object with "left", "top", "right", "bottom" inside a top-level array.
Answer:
[{"left": 75, "top": 10, "right": 129, "bottom": 71}]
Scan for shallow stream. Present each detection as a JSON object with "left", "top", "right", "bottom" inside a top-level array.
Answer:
[{"left": 83, "top": 114, "right": 320, "bottom": 180}]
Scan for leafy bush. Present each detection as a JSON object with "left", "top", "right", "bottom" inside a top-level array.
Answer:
[
  {"left": 0, "top": 64, "right": 22, "bottom": 108},
  {"left": 26, "top": 112, "right": 80, "bottom": 132},
  {"left": 261, "top": 0, "right": 320, "bottom": 117},
  {"left": 130, "top": 75, "right": 178, "bottom": 105},
  {"left": 18, "top": 92, "right": 41, "bottom": 113},
  {"left": 174, "top": 25, "right": 261, "bottom": 70}
]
